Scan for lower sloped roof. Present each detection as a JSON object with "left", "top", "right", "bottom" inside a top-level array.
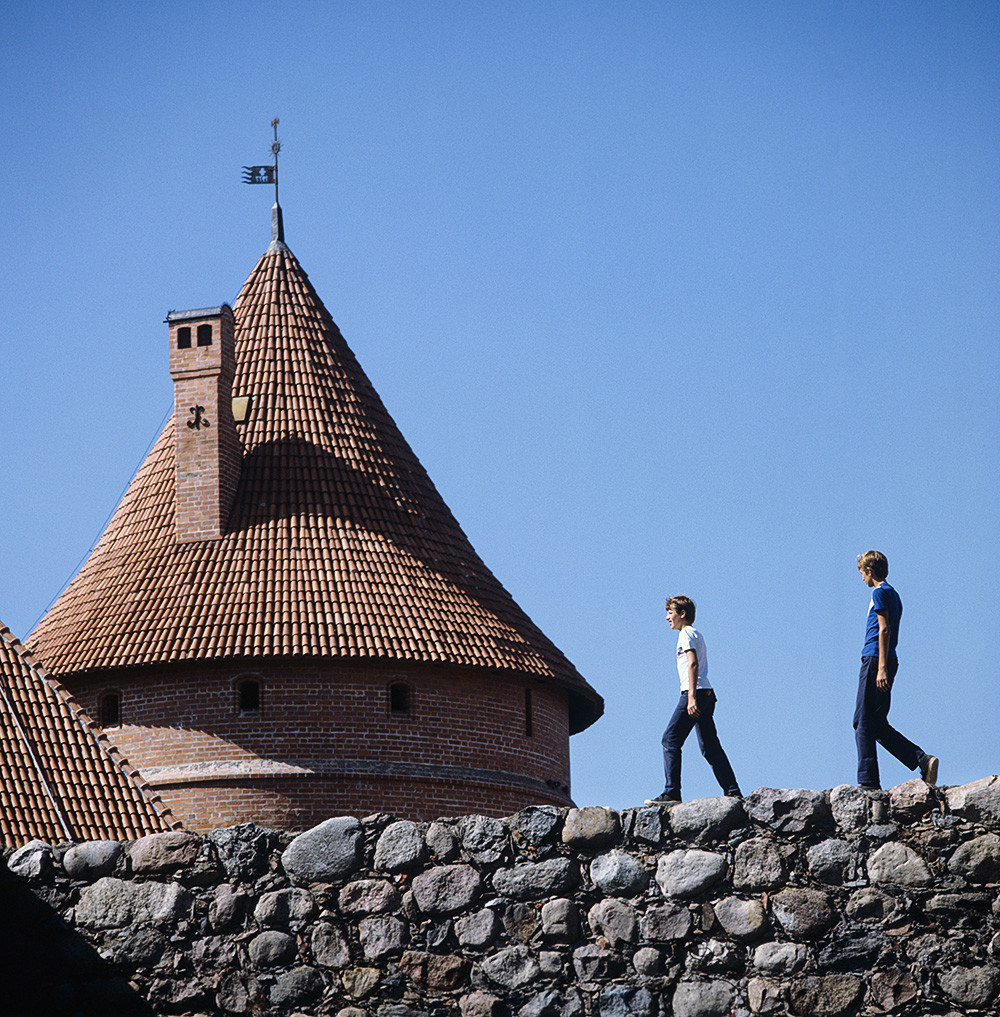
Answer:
[{"left": 0, "top": 623, "right": 180, "bottom": 848}]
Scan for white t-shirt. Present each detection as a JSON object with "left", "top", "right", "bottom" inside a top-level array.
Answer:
[{"left": 675, "top": 626, "right": 712, "bottom": 692}]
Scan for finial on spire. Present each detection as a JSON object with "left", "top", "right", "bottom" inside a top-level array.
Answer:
[{"left": 242, "top": 118, "right": 285, "bottom": 247}]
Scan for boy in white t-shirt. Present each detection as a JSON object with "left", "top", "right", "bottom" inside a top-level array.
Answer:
[{"left": 646, "top": 595, "right": 742, "bottom": 804}]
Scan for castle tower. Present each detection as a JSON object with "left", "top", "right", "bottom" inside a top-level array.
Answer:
[{"left": 27, "top": 210, "right": 602, "bottom": 832}]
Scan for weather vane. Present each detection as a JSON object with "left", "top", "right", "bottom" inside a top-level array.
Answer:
[{"left": 242, "top": 117, "right": 281, "bottom": 205}]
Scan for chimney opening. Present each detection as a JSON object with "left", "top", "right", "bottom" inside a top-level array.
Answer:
[
  {"left": 177, "top": 326, "right": 192, "bottom": 349},
  {"left": 197, "top": 323, "right": 213, "bottom": 346}
]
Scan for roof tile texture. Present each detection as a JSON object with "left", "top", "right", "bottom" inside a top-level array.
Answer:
[
  {"left": 0, "top": 623, "right": 180, "bottom": 847},
  {"left": 28, "top": 245, "right": 601, "bottom": 731}
]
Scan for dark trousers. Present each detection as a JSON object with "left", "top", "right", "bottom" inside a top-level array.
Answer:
[
  {"left": 661, "top": 689, "right": 740, "bottom": 797},
  {"left": 854, "top": 656, "right": 921, "bottom": 786}
]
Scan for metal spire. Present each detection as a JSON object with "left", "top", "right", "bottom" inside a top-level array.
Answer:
[{"left": 242, "top": 118, "right": 285, "bottom": 248}]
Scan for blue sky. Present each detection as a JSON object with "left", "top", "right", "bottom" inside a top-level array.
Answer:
[{"left": 2, "top": 1, "right": 997, "bottom": 809}]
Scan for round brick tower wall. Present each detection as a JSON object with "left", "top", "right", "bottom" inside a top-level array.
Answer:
[{"left": 66, "top": 663, "right": 572, "bottom": 831}]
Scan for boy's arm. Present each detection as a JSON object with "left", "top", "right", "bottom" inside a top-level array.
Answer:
[
  {"left": 876, "top": 611, "right": 891, "bottom": 689},
  {"left": 685, "top": 649, "right": 701, "bottom": 716}
]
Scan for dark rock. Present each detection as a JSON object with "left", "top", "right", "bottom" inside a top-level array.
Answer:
[
  {"left": 480, "top": 944, "right": 541, "bottom": 990},
  {"left": 815, "top": 931, "right": 883, "bottom": 972},
  {"left": 456, "top": 907, "right": 502, "bottom": 948},
  {"left": 771, "top": 888, "right": 835, "bottom": 939},
  {"left": 505, "top": 902, "right": 540, "bottom": 942},
  {"left": 311, "top": 921, "right": 351, "bottom": 969},
  {"left": 540, "top": 898, "right": 579, "bottom": 942},
  {"left": 411, "top": 864, "right": 482, "bottom": 915},
  {"left": 513, "top": 806, "right": 562, "bottom": 847},
  {"left": 732, "top": 837, "right": 786, "bottom": 889},
  {"left": 459, "top": 815, "right": 507, "bottom": 864},
  {"left": 597, "top": 985, "right": 654, "bottom": 1017},
  {"left": 870, "top": 969, "right": 918, "bottom": 1011},
  {"left": 588, "top": 899, "right": 638, "bottom": 947},
  {"left": 269, "top": 965, "right": 325, "bottom": 1008},
  {"left": 208, "top": 824, "right": 272, "bottom": 882},
  {"left": 493, "top": 858, "right": 577, "bottom": 900},
  {"left": 282, "top": 817, "right": 364, "bottom": 884},
  {"left": 63, "top": 840, "right": 121, "bottom": 880},
  {"left": 359, "top": 915, "right": 408, "bottom": 960},
  {"left": 572, "top": 943, "right": 623, "bottom": 981},
  {"left": 938, "top": 964, "right": 1000, "bottom": 1008},
  {"left": 787, "top": 975, "right": 863, "bottom": 1016},
  {"left": 249, "top": 929, "right": 297, "bottom": 967},
  {"left": 746, "top": 788, "right": 831, "bottom": 834},
  {"left": 641, "top": 902, "right": 693, "bottom": 941}
]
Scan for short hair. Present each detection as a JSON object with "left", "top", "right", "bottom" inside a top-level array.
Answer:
[
  {"left": 666, "top": 595, "right": 696, "bottom": 623},
  {"left": 857, "top": 550, "right": 889, "bottom": 581}
]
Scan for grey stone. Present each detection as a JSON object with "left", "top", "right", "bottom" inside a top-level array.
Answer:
[
  {"left": 456, "top": 908, "right": 501, "bottom": 948},
  {"left": 713, "top": 896, "right": 767, "bottom": 940},
  {"left": 668, "top": 797, "right": 747, "bottom": 840},
  {"left": 254, "top": 887, "right": 317, "bottom": 926},
  {"left": 787, "top": 975, "right": 863, "bottom": 1016},
  {"left": 588, "top": 898, "right": 638, "bottom": 946},
  {"left": 733, "top": 837, "right": 786, "bottom": 889},
  {"left": 459, "top": 815, "right": 507, "bottom": 863},
  {"left": 249, "top": 929, "right": 297, "bottom": 967},
  {"left": 945, "top": 776, "right": 1000, "bottom": 826},
  {"left": 112, "top": 926, "right": 168, "bottom": 965},
  {"left": 656, "top": 849, "right": 727, "bottom": 899},
  {"left": 747, "top": 977, "right": 784, "bottom": 1013},
  {"left": 360, "top": 915, "right": 408, "bottom": 960},
  {"left": 633, "top": 946, "right": 662, "bottom": 976},
  {"left": 771, "top": 887, "right": 835, "bottom": 939},
  {"left": 641, "top": 902, "right": 693, "bottom": 941},
  {"left": 889, "top": 778, "right": 935, "bottom": 821},
  {"left": 513, "top": 806, "right": 562, "bottom": 846},
  {"left": 519, "top": 988, "right": 561, "bottom": 1017},
  {"left": 480, "top": 944, "right": 541, "bottom": 990},
  {"left": 341, "top": 967, "right": 380, "bottom": 999},
  {"left": 493, "top": 858, "right": 577, "bottom": 900},
  {"left": 540, "top": 898, "right": 579, "bottom": 941},
  {"left": 270, "top": 965, "right": 325, "bottom": 1007},
  {"left": 338, "top": 878, "right": 401, "bottom": 915},
  {"left": 8, "top": 840, "right": 53, "bottom": 879},
  {"left": 870, "top": 970, "right": 918, "bottom": 1011},
  {"left": 753, "top": 941, "right": 808, "bottom": 974},
  {"left": 426, "top": 821, "right": 459, "bottom": 861},
  {"left": 411, "top": 864, "right": 482, "bottom": 915},
  {"left": 209, "top": 882, "right": 247, "bottom": 930},
  {"left": 816, "top": 932, "right": 883, "bottom": 973},
  {"left": 128, "top": 830, "right": 201, "bottom": 874},
  {"left": 829, "top": 784, "right": 868, "bottom": 832},
  {"left": 460, "top": 991, "right": 503, "bottom": 1017},
  {"left": 282, "top": 816, "right": 364, "bottom": 883},
  {"left": 672, "top": 979, "right": 735, "bottom": 1017},
  {"left": 845, "top": 886, "right": 891, "bottom": 920},
  {"left": 505, "top": 901, "right": 540, "bottom": 942},
  {"left": 374, "top": 820, "right": 427, "bottom": 872},
  {"left": 807, "top": 838, "right": 853, "bottom": 884},
  {"left": 949, "top": 833, "right": 1000, "bottom": 883},
  {"left": 75, "top": 877, "right": 192, "bottom": 928},
  {"left": 208, "top": 823, "right": 272, "bottom": 882},
  {"left": 62, "top": 840, "right": 121, "bottom": 880},
  {"left": 311, "top": 922, "right": 351, "bottom": 969},
  {"left": 868, "top": 841, "right": 933, "bottom": 886},
  {"left": 216, "top": 972, "right": 255, "bottom": 1013},
  {"left": 597, "top": 985, "right": 654, "bottom": 1017},
  {"left": 628, "top": 807, "right": 664, "bottom": 844},
  {"left": 590, "top": 850, "right": 648, "bottom": 896},
  {"left": 572, "top": 943, "right": 623, "bottom": 981},
  {"left": 538, "top": 951, "right": 564, "bottom": 976},
  {"left": 561, "top": 806, "right": 620, "bottom": 848},
  {"left": 746, "top": 787, "right": 831, "bottom": 834},
  {"left": 939, "top": 964, "right": 1000, "bottom": 1008}
]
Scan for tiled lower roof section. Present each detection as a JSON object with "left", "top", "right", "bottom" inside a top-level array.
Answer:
[
  {"left": 27, "top": 245, "right": 602, "bottom": 731},
  {"left": 0, "top": 624, "right": 181, "bottom": 848}
]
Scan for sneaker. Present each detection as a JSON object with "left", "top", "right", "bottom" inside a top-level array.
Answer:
[
  {"left": 645, "top": 791, "right": 681, "bottom": 805},
  {"left": 919, "top": 753, "right": 939, "bottom": 785},
  {"left": 725, "top": 789, "right": 744, "bottom": 799},
  {"left": 859, "top": 782, "right": 882, "bottom": 791}
]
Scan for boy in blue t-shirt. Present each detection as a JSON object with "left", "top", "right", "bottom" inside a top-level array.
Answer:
[{"left": 854, "top": 550, "right": 938, "bottom": 790}]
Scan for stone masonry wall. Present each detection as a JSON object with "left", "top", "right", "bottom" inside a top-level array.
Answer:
[{"left": 4, "top": 777, "right": 1000, "bottom": 1017}]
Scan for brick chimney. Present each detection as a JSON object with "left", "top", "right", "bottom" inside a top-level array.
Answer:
[{"left": 167, "top": 306, "right": 240, "bottom": 542}]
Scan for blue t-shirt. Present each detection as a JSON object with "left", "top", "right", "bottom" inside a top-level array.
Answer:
[{"left": 863, "top": 582, "right": 902, "bottom": 658}]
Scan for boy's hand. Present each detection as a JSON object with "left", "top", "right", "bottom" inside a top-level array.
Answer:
[
  {"left": 876, "top": 668, "right": 891, "bottom": 690},
  {"left": 687, "top": 695, "right": 701, "bottom": 717}
]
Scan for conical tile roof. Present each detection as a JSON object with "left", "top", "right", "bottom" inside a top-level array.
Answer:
[
  {"left": 29, "top": 241, "right": 602, "bottom": 732},
  {"left": 0, "top": 623, "right": 180, "bottom": 847}
]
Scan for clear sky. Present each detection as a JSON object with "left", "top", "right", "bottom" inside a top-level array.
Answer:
[{"left": 2, "top": 1, "right": 997, "bottom": 809}]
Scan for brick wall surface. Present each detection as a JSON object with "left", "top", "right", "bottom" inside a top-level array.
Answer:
[{"left": 68, "top": 663, "right": 572, "bottom": 830}]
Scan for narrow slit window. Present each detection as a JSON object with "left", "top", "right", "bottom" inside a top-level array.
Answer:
[
  {"left": 197, "top": 323, "right": 213, "bottom": 346},
  {"left": 177, "top": 326, "right": 192, "bottom": 349},
  {"left": 237, "top": 678, "right": 260, "bottom": 713},
  {"left": 524, "top": 689, "right": 533, "bottom": 737},
  {"left": 100, "top": 692, "right": 121, "bottom": 727},
  {"left": 389, "top": 682, "right": 411, "bottom": 715}
]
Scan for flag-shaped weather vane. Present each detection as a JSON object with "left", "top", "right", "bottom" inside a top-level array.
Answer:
[{"left": 243, "top": 118, "right": 285, "bottom": 245}]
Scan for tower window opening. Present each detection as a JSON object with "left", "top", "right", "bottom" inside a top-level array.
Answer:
[
  {"left": 99, "top": 691, "right": 121, "bottom": 727},
  {"left": 176, "top": 326, "right": 192, "bottom": 349},
  {"left": 237, "top": 678, "right": 261, "bottom": 713},
  {"left": 389, "top": 682, "right": 411, "bottom": 715},
  {"left": 197, "top": 323, "right": 213, "bottom": 346},
  {"left": 524, "top": 688, "right": 533, "bottom": 737}
]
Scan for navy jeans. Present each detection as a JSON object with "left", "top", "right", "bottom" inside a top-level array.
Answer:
[
  {"left": 661, "top": 689, "right": 740, "bottom": 797},
  {"left": 854, "top": 656, "right": 921, "bottom": 786}
]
